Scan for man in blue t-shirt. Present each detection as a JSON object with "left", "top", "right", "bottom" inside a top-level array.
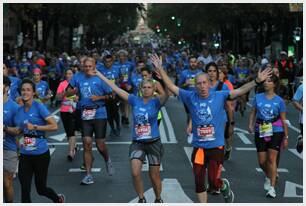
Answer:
[
  {"left": 76, "top": 57, "right": 115, "bottom": 185},
  {"left": 3, "top": 76, "right": 20, "bottom": 203},
  {"left": 99, "top": 54, "right": 121, "bottom": 137},
  {"left": 151, "top": 54, "right": 272, "bottom": 203},
  {"left": 293, "top": 83, "right": 303, "bottom": 153}
]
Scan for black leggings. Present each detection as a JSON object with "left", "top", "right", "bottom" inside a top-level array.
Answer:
[
  {"left": 106, "top": 98, "right": 120, "bottom": 131},
  {"left": 18, "top": 151, "right": 59, "bottom": 203}
]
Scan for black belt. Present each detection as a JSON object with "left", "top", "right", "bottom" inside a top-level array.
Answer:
[
  {"left": 24, "top": 134, "right": 46, "bottom": 138},
  {"left": 256, "top": 116, "right": 280, "bottom": 124},
  {"left": 133, "top": 138, "right": 160, "bottom": 144}
]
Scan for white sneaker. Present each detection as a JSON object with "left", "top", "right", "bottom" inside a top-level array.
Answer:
[
  {"left": 264, "top": 177, "right": 271, "bottom": 191},
  {"left": 266, "top": 187, "right": 276, "bottom": 198}
]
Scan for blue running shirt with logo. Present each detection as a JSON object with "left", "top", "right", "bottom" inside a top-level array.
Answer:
[
  {"left": 128, "top": 95, "right": 161, "bottom": 142},
  {"left": 179, "top": 89, "right": 230, "bottom": 149},
  {"left": 4, "top": 99, "right": 20, "bottom": 151},
  {"left": 252, "top": 93, "right": 286, "bottom": 132},
  {"left": 14, "top": 101, "right": 51, "bottom": 155}
]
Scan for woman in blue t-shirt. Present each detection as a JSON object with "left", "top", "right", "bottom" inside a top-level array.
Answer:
[
  {"left": 248, "top": 74, "right": 288, "bottom": 198},
  {"left": 95, "top": 68, "right": 168, "bottom": 203},
  {"left": 11, "top": 79, "right": 65, "bottom": 203}
]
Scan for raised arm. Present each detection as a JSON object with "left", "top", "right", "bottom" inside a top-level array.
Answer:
[
  {"left": 150, "top": 54, "right": 179, "bottom": 96},
  {"left": 229, "top": 68, "right": 272, "bottom": 100},
  {"left": 95, "top": 70, "right": 129, "bottom": 101}
]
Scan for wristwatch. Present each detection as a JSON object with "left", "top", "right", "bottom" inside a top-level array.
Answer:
[
  {"left": 284, "top": 136, "right": 289, "bottom": 139},
  {"left": 34, "top": 125, "right": 38, "bottom": 130},
  {"left": 230, "top": 121, "right": 235, "bottom": 125}
]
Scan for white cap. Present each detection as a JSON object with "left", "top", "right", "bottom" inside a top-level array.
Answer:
[{"left": 261, "top": 58, "right": 269, "bottom": 65}]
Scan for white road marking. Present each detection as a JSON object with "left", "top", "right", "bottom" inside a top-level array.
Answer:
[
  {"left": 284, "top": 181, "right": 303, "bottom": 198},
  {"left": 49, "top": 148, "right": 56, "bottom": 156},
  {"left": 236, "top": 132, "right": 252, "bottom": 144},
  {"left": 288, "top": 149, "right": 303, "bottom": 159},
  {"left": 51, "top": 108, "right": 61, "bottom": 116},
  {"left": 159, "top": 121, "right": 168, "bottom": 143},
  {"left": 161, "top": 107, "right": 177, "bottom": 143},
  {"left": 69, "top": 168, "right": 101, "bottom": 172},
  {"left": 234, "top": 127, "right": 249, "bottom": 134},
  {"left": 235, "top": 147, "right": 256, "bottom": 151},
  {"left": 48, "top": 133, "right": 66, "bottom": 142},
  {"left": 183, "top": 147, "right": 225, "bottom": 171},
  {"left": 48, "top": 141, "right": 131, "bottom": 146},
  {"left": 129, "top": 178, "right": 193, "bottom": 203},
  {"left": 256, "top": 168, "right": 289, "bottom": 173}
]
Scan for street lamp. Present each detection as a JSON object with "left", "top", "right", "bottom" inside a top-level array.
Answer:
[{"left": 171, "top": 16, "right": 175, "bottom": 20}]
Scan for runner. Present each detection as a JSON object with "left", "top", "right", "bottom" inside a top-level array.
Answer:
[
  {"left": 95, "top": 66, "right": 169, "bottom": 203},
  {"left": 77, "top": 57, "right": 115, "bottom": 185},
  {"left": 248, "top": 74, "right": 288, "bottom": 198},
  {"left": 56, "top": 68, "right": 78, "bottom": 161},
  {"left": 292, "top": 83, "right": 303, "bottom": 153},
  {"left": 32, "top": 68, "right": 52, "bottom": 105},
  {"left": 3, "top": 76, "right": 20, "bottom": 203},
  {"left": 11, "top": 78, "right": 65, "bottom": 203},
  {"left": 151, "top": 53, "right": 272, "bottom": 203}
]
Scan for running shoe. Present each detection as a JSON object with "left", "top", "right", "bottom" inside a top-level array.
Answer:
[
  {"left": 57, "top": 194, "right": 65, "bottom": 203},
  {"left": 81, "top": 174, "right": 94, "bottom": 185},
  {"left": 207, "top": 187, "right": 221, "bottom": 195},
  {"left": 106, "top": 160, "right": 115, "bottom": 176},
  {"left": 221, "top": 178, "right": 234, "bottom": 203},
  {"left": 264, "top": 177, "right": 271, "bottom": 191},
  {"left": 296, "top": 135, "right": 303, "bottom": 153},
  {"left": 154, "top": 198, "right": 164, "bottom": 203},
  {"left": 138, "top": 197, "right": 147, "bottom": 203},
  {"left": 266, "top": 187, "right": 276, "bottom": 198}
]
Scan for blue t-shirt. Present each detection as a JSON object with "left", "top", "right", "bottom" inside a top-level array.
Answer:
[
  {"left": 8, "top": 76, "right": 21, "bottom": 102},
  {"left": 4, "top": 99, "right": 19, "bottom": 151},
  {"left": 210, "top": 81, "right": 230, "bottom": 92},
  {"left": 179, "top": 89, "right": 230, "bottom": 149},
  {"left": 18, "top": 62, "right": 32, "bottom": 79},
  {"left": 77, "top": 75, "right": 111, "bottom": 119},
  {"left": 69, "top": 71, "right": 85, "bottom": 109},
  {"left": 128, "top": 95, "right": 161, "bottom": 142},
  {"left": 35, "top": 80, "right": 49, "bottom": 99},
  {"left": 234, "top": 67, "right": 250, "bottom": 81},
  {"left": 252, "top": 93, "right": 286, "bottom": 133},
  {"left": 14, "top": 101, "right": 51, "bottom": 155},
  {"left": 98, "top": 65, "right": 121, "bottom": 91},
  {"left": 129, "top": 73, "right": 143, "bottom": 95},
  {"left": 116, "top": 61, "right": 133, "bottom": 83},
  {"left": 178, "top": 69, "right": 202, "bottom": 91},
  {"left": 293, "top": 84, "right": 303, "bottom": 123}
]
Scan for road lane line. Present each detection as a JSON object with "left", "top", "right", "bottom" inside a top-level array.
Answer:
[
  {"left": 234, "top": 127, "right": 249, "bottom": 134},
  {"left": 235, "top": 147, "right": 256, "bottom": 151},
  {"left": 48, "top": 133, "right": 66, "bottom": 142},
  {"left": 161, "top": 107, "right": 177, "bottom": 143},
  {"left": 49, "top": 148, "right": 56, "bottom": 156},
  {"left": 69, "top": 168, "right": 101, "bottom": 172},
  {"left": 159, "top": 120, "right": 168, "bottom": 143},
  {"left": 51, "top": 108, "right": 61, "bottom": 116},
  {"left": 236, "top": 132, "right": 252, "bottom": 144},
  {"left": 48, "top": 141, "right": 131, "bottom": 146},
  {"left": 256, "top": 168, "right": 289, "bottom": 173},
  {"left": 288, "top": 149, "right": 303, "bottom": 159}
]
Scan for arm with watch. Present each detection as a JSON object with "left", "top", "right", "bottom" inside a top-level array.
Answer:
[
  {"left": 280, "top": 112, "right": 289, "bottom": 148},
  {"left": 229, "top": 68, "right": 273, "bottom": 100},
  {"left": 25, "top": 116, "right": 58, "bottom": 132}
]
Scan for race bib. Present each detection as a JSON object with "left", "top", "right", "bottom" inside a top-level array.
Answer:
[
  {"left": 123, "top": 74, "right": 128, "bottom": 82},
  {"left": 259, "top": 123, "right": 273, "bottom": 138},
  {"left": 189, "top": 77, "right": 195, "bottom": 87},
  {"left": 197, "top": 124, "right": 216, "bottom": 141},
  {"left": 20, "top": 67, "right": 28, "bottom": 73},
  {"left": 82, "top": 108, "right": 96, "bottom": 120},
  {"left": 22, "top": 136, "right": 37, "bottom": 151},
  {"left": 135, "top": 124, "right": 152, "bottom": 140},
  {"left": 238, "top": 73, "right": 247, "bottom": 79}
]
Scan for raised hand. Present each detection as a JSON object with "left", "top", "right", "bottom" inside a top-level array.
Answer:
[
  {"left": 150, "top": 54, "right": 163, "bottom": 70},
  {"left": 256, "top": 68, "right": 273, "bottom": 83}
]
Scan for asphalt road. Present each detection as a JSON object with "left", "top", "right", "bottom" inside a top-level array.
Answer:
[{"left": 12, "top": 95, "right": 303, "bottom": 203}]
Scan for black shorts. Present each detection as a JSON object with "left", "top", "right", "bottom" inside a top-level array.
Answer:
[
  {"left": 75, "top": 109, "right": 82, "bottom": 132},
  {"left": 129, "top": 138, "right": 164, "bottom": 166},
  {"left": 82, "top": 119, "right": 107, "bottom": 139},
  {"left": 255, "top": 132, "right": 284, "bottom": 152},
  {"left": 60, "top": 112, "right": 76, "bottom": 137}
]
